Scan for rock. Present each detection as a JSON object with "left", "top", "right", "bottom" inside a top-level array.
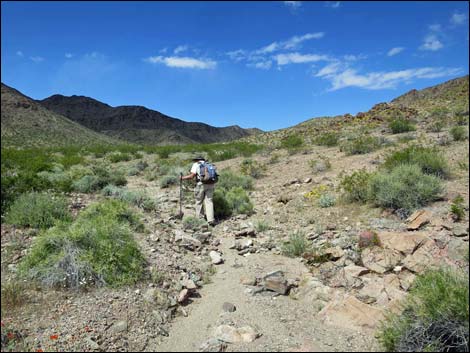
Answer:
[
  {"left": 194, "top": 232, "right": 211, "bottom": 244},
  {"left": 109, "top": 320, "right": 128, "bottom": 334},
  {"left": 209, "top": 251, "right": 223, "bottom": 265},
  {"left": 143, "top": 288, "right": 158, "bottom": 303},
  {"left": 178, "top": 289, "right": 189, "bottom": 303},
  {"left": 240, "top": 276, "right": 257, "bottom": 286},
  {"left": 326, "top": 224, "right": 336, "bottom": 231},
  {"left": 222, "top": 302, "right": 236, "bottom": 312},
  {"left": 398, "top": 270, "right": 416, "bottom": 291},
  {"left": 402, "top": 240, "right": 440, "bottom": 273},
  {"left": 447, "top": 238, "right": 469, "bottom": 262},
  {"left": 303, "top": 178, "right": 312, "bottom": 184},
  {"left": 361, "top": 247, "right": 403, "bottom": 274},
  {"left": 452, "top": 224, "right": 468, "bottom": 237},
  {"left": 234, "top": 228, "right": 256, "bottom": 237},
  {"left": 432, "top": 230, "right": 450, "bottom": 249},
  {"left": 263, "top": 271, "right": 289, "bottom": 295},
  {"left": 176, "top": 234, "right": 202, "bottom": 251},
  {"left": 235, "top": 239, "right": 253, "bottom": 251},
  {"left": 277, "top": 193, "right": 292, "bottom": 204},
  {"left": 377, "top": 231, "right": 430, "bottom": 255},
  {"left": 182, "top": 278, "right": 197, "bottom": 290},
  {"left": 324, "top": 246, "right": 344, "bottom": 261},
  {"left": 84, "top": 337, "right": 100, "bottom": 350},
  {"left": 199, "top": 338, "right": 227, "bottom": 352},
  {"left": 318, "top": 295, "right": 384, "bottom": 331},
  {"left": 213, "top": 325, "right": 259, "bottom": 343},
  {"left": 406, "top": 210, "right": 432, "bottom": 230},
  {"left": 358, "top": 231, "right": 380, "bottom": 249},
  {"left": 330, "top": 265, "right": 369, "bottom": 288}
]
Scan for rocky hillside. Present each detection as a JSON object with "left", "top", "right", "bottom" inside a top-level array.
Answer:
[
  {"left": 39, "top": 95, "right": 261, "bottom": 145},
  {"left": 1, "top": 83, "right": 119, "bottom": 148}
]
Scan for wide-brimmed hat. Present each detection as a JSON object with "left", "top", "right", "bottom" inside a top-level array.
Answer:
[{"left": 192, "top": 156, "right": 205, "bottom": 161}]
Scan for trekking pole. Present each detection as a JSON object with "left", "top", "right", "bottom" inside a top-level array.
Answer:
[{"left": 179, "top": 172, "right": 183, "bottom": 219}]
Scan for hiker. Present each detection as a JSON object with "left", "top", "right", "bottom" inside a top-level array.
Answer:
[{"left": 180, "top": 156, "right": 217, "bottom": 225}]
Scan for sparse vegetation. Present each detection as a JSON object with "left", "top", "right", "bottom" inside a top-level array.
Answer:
[
  {"left": 102, "top": 185, "right": 157, "bottom": 211},
  {"left": 450, "top": 195, "right": 466, "bottom": 222},
  {"left": 378, "top": 267, "right": 469, "bottom": 352},
  {"left": 254, "top": 219, "right": 271, "bottom": 233},
  {"left": 107, "top": 151, "right": 132, "bottom": 163},
  {"left": 217, "top": 169, "right": 254, "bottom": 191},
  {"left": 182, "top": 216, "right": 207, "bottom": 230},
  {"left": 340, "top": 134, "right": 383, "bottom": 155},
  {"left": 314, "top": 132, "right": 339, "bottom": 147},
  {"left": 309, "top": 156, "right": 331, "bottom": 173},
  {"left": 450, "top": 126, "right": 468, "bottom": 141},
  {"left": 5, "top": 192, "right": 71, "bottom": 229},
  {"left": 281, "top": 135, "right": 303, "bottom": 150},
  {"left": 318, "top": 194, "right": 336, "bottom": 208},
  {"left": 240, "top": 158, "right": 266, "bottom": 179},
  {"left": 281, "top": 231, "right": 310, "bottom": 258},
  {"left": 338, "top": 168, "right": 374, "bottom": 203},
  {"left": 160, "top": 175, "right": 179, "bottom": 188},
  {"left": 1, "top": 280, "right": 27, "bottom": 310}
]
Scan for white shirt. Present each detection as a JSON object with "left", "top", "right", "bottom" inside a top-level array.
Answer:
[{"left": 191, "top": 161, "right": 205, "bottom": 184}]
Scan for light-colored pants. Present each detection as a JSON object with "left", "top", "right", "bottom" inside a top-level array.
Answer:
[{"left": 194, "top": 183, "right": 215, "bottom": 223}]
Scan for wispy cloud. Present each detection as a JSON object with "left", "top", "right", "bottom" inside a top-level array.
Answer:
[
  {"left": 226, "top": 49, "right": 247, "bottom": 62},
  {"left": 284, "top": 1, "right": 302, "bottom": 10},
  {"left": 144, "top": 55, "right": 217, "bottom": 69},
  {"left": 256, "top": 32, "right": 324, "bottom": 54},
  {"left": 275, "top": 52, "right": 330, "bottom": 65},
  {"left": 420, "top": 34, "right": 443, "bottom": 51},
  {"left": 387, "top": 47, "right": 405, "bottom": 56},
  {"left": 450, "top": 12, "right": 467, "bottom": 26},
  {"left": 65, "top": 53, "right": 73, "bottom": 59},
  {"left": 174, "top": 45, "right": 189, "bottom": 54},
  {"left": 248, "top": 60, "right": 272, "bottom": 70},
  {"left": 324, "top": 1, "right": 341, "bottom": 8},
  {"left": 317, "top": 66, "right": 463, "bottom": 91},
  {"left": 30, "top": 56, "right": 44, "bottom": 62},
  {"left": 16, "top": 51, "right": 24, "bottom": 57}
]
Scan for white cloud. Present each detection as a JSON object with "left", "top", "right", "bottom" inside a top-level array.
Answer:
[
  {"left": 275, "top": 52, "right": 330, "bottom": 65},
  {"left": 144, "top": 55, "right": 216, "bottom": 69},
  {"left": 159, "top": 47, "right": 168, "bottom": 54},
  {"left": 343, "top": 54, "right": 367, "bottom": 61},
  {"left": 65, "top": 53, "right": 73, "bottom": 59},
  {"left": 226, "top": 49, "right": 247, "bottom": 62},
  {"left": 428, "top": 24, "right": 442, "bottom": 32},
  {"left": 318, "top": 66, "right": 463, "bottom": 91},
  {"left": 451, "top": 12, "right": 467, "bottom": 25},
  {"left": 315, "top": 62, "right": 343, "bottom": 77},
  {"left": 387, "top": 47, "right": 405, "bottom": 56},
  {"left": 30, "top": 56, "right": 44, "bottom": 62},
  {"left": 420, "top": 34, "right": 443, "bottom": 51},
  {"left": 284, "top": 1, "right": 302, "bottom": 9},
  {"left": 174, "top": 45, "right": 189, "bottom": 54},
  {"left": 255, "top": 32, "right": 324, "bottom": 54},
  {"left": 248, "top": 61, "right": 272, "bottom": 70},
  {"left": 324, "top": 1, "right": 341, "bottom": 8},
  {"left": 16, "top": 51, "right": 24, "bottom": 57}
]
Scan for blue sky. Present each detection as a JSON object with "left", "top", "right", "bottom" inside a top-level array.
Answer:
[{"left": 2, "top": 1, "right": 469, "bottom": 131}]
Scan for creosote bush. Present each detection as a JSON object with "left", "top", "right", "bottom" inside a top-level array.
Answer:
[
  {"left": 314, "top": 132, "right": 339, "bottom": 147},
  {"left": 102, "top": 185, "right": 157, "bottom": 211},
  {"left": 389, "top": 118, "right": 416, "bottom": 134},
  {"left": 383, "top": 145, "right": 450, "bottom": 179},
  {"left": 240, "top": 159, "right": 266, "bottom": 179},
  {"left": 5, "top": 192, "right": 71, "bottom": 229},
  {"left": 19, "top": 199, "right": 145, "bottom": 289},
  {"left": 378, "top": 267, "right": 469, "bottom": 352},
  {"left": 340, "top": 134, "right": 383, "bottom": 155},
  {"left": 450, "top": 126, "right": 468, "bottom": 141},
  {"left": 338, "top": 168, "right": 374, "bottom": 203}
]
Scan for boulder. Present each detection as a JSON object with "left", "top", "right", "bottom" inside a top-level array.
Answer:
[
  {"left": 235, "top": 228, "right": 257, "bottom": 237},
  {"left": 324, "top": 246, "right": 344, "bottom": 261},
  {"left": 213, "top": 325, "right": 259, "bottom": 343},
  {"left": 209, "top": 251, "right": 223, "bottom": 265},
  {"left": 452, "top": 224, "right": 469, "bottom": 237},
  {"left": 447, "top": 238, "right": 469, "bottom": 262},
  {"left": 406, "top": 210, "right": 432, "bottom": 230},
  {"left": 377, "top": 231, "right": 430, "bottom": 255},
  {"left": 361, "top": 247, "right": 403, "bottom": 274},
  {"left": 199, "top": 339, "right": 227, "bottom": 352},
  {"left": 178, "top": 289, "right": 189, "bottom": 303},
  {"left": 318, "top": 295, "right": 385, "bottom": 331},
  {"left": 263, "top": 270, "right": 289, "bottom": 295},
  {"left": 222, "top": 302, "right": 236, "bottom": 313},
  {"left": 402, "top": 240, "right": 439, "bottom": 273}
]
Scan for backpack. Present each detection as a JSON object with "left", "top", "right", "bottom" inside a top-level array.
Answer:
[{"left": 198, "top": 162, "right": 218, "bottom": 184}]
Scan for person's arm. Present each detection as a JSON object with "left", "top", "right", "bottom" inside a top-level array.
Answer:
[{"left": 181, "top": 172, "right": 196, "bottom": 181}]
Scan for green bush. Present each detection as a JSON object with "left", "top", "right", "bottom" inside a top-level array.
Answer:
[
  {"left": 213, "top": 189, "right": 233, "bottom": 219},
  {"left": 450, "top": 126, "right": 468, "bottom": 141},
  {"left": 338, "top": 168, "right": 374, "bottom": 203},
  {"left": 314, "top": 132, "right": 339, "bottom": 147},
  {"left": 281, "top": 231, "right": 310, "bottom": 258},
  {"left": 383, "top": 145, "right": 450, "bottom": 179},
  {"left": 427, "top": 120, "right": 445, "bottom": 133},
  {"left": 19, "top": 199, "right": 145, "bottom": 289},
  {"left": 389, "top": 118, "right": 416, "bottom": 134},
  {"left": 309, "top": 156, "right": 331, "bottom": 173},
  {"left": 281, "top": 135, "right": 303, "bottom": 150},
  {"left": 182, "top": 216, "right": 206, "bottom": 230},
  {"left": 217, "top": 169, "right": 254, "bottom": 191},
  {"left": 160, "top": 175, "right": 178, "bottom": 188},
  {"left": 318, "top": 194, "right": 336, "bottom": 208},
  {"left": 254, "top": 219, "right": 271, "bottom": 233},
  {"left": 102, "top": 185, "right": 157, "bottom": 211},
  {"left": 340, "top": 135, "right": 383, "bottom": 155},
  {"left": 240, "top": 159, "right": 266, "bottom": 179},
  {"left": 107, "top": 152, "right": 132, "bottom": 163},
  {"left": 369, "top": 164, "right": 443, "bottom": 215},
  {"left": 378, "top": 268, "right": 469, "bottom": 352},
  {"left": 226, "top": 187, "right": 254, "bottom": 215},
  {"left": 450, "top": 195, "right": 465, "bottom": 222},
  {"left": 5, "top": 192, "right": 71, "bottom": 229}
]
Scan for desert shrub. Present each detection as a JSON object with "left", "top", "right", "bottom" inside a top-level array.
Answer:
[
  {"left": 340, "top": 135, "right": 383, "bottom": 155},
  {"left": 213, "top": 189, "right": 232, "bottom": 219},
  {"left": 281, "top": 231, "right": 310, "bottom": 258},
  {"left": 389, "top": 118, "right": 416, "bottom": 134},
  {"left": 268, "top": 153, "right": 280, "bottom": 164},
  {"left": 1, "top": 280, "right": 27, "bottom": 309},
  {"left": 208, "top": 149, "right": 237, "bottom": 162},
  {"left": 304, "top": 184, "right": 329, "bottom": 201},
  {"left": 427, "top": 120, "right": 445, "bottom": 133},
  {"left": 72, "top": 175, "right": 100, "bottom": 193},
  {"left": 5, "top": 192, "right": 71, "bottom": 229},
  {"left": 454, "top": 110, "right": 469, "bottom": 126},
  {"left": 226, "top": 187, "right": 254, "bottom": 215},
  {"left": 318, "top": 194, "right": 336, "bottom": 208},
  {"left": 450, "top": 195, "right": 465, "bottom": 222},
  {"left": 254, "top": 219, "right": 271, "bottom": 232},
  {"left": 102, "top": 185, "right": 157, "bottom": 211},
  {"left": 37, "top": 164, "right": 73, "bottom": 192},
  {"left": 314, "top": 132, "right": 339, "bottom": 147},
  {"left": 338, "top": 168, "right": 374, "bottom": 203},
  {"left": 396, "top": 133, "right": 416, "bottom": 144},
  {"left": 450, "top": 126, "right": 468, "bottom": 141},
  {"left": 182, "top": 216, "right": 207, "bottom": 230},
  {"left": 107, "top": 152, "right": 132, "bottom": 163},
  {"left": 383, "top": 145, "right": 450, "bottom": 179},
  {"left": 369, "top": 164, "right": 443, "bottom": 216},
  {"left": 281, "top": 135, "right": 303, "bottom": 149},
  {"left": 378, "top": 267, "right": 469, "bottom": 352},
  {"left": 160, "top": 175, "right": 178, "bottom": 188},
  {"left": 19, "top": 199, "right": 145, "bottom": 289},
  {"left": 240, "top": 159, "right": 266, "bottom": 179},
  {"left": 309, "top": 156, "right": 331, "bottom": 173},
  {"left": 217, "top": 169, "right": 254, "bottom": 191}
]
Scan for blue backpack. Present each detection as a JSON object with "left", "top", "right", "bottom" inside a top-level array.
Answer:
[{"left": 198, "top": 162, "right": 218, "bottom": 184}]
